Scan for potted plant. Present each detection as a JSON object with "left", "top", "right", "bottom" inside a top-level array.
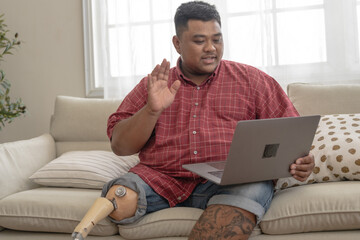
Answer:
[{"left": 0, "top": 13, "right": 26, "bottom": 130}]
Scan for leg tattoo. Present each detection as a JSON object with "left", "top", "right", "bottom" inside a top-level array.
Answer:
[{"left": 188, "top": 204, "right": 256, "bottom": 240}]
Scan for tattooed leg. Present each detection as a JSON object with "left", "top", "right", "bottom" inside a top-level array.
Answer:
[{"left": 188, "top": 204, "right": 256, "bottom": 240}]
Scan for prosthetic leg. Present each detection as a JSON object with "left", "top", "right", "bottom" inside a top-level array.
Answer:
[{"left": 72, "top": 185, "right": 138, "bottom": 240}]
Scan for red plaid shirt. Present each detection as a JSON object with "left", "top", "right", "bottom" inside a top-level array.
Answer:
[{"left": 107, "top": 59, "right": 299, "bottom": 207}]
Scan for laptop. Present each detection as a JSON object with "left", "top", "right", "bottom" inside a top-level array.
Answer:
[{"left": 182, "top": 115, "right": 320, "bottom": 185}]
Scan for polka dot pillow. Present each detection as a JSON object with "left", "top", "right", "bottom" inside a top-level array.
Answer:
[{"left": 275, "top": 114, "right": 360, "bottom": 190}]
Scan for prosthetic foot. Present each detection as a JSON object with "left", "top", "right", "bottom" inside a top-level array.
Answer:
[{"left": 71, "top": 186, "right": 138, "bottom": 240}]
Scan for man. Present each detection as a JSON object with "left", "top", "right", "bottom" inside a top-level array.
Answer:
[{"left": 74, "top": 1, "right": 314, "bottom": 239}]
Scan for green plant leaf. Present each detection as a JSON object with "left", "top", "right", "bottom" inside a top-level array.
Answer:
[{"left": 0, "top": 12, "right": 26, "bottom": 130}]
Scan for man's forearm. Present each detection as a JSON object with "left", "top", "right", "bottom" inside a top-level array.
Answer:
[{"left": 110, "top": 104, "right": 161, "bottom": 156}]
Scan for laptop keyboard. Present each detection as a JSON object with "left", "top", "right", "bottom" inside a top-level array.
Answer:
[
  {"left": 208, "top": 170, "right": 224, "bottom": 179},
  {"left": 207, "top": 161, "right": 226, "bottom": 170}
]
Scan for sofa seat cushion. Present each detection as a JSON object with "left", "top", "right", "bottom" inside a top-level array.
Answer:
[
  {"left": 260, "top": 181, "right": 360, "bottom": 234},
  {"left": 0, "top": 187, "right": 117, "bottom": 236},
  {"left": 0, "top": 230, "right": 127, "bottom": 240},
  {"left": 118, "top": 207, "right": 203, "bottom": 239},
  {"left": 118, "top": 207, "right": 262, "bottom": 239},
  {"left": 0, "top": 188, "right": 262, "bottom": 239}
]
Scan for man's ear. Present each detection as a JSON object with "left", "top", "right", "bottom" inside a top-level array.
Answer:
[{"left": 172, "top": 35, "right": 181, "bottom": 54}]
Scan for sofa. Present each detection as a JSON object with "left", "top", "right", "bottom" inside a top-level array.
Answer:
[{"left": 1, "top": 82, "right": 360, "bottom": 240}]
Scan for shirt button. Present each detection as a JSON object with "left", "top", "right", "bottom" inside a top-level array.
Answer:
[
  {"left": 194, "top": 150, "right": 198, "bottom": 155},
  {"left": 177, "top": 196, "right": 182, "bottom": 201},
  {"left": 193, "top": 115, "right": 197, "bottom": 118},
  {"left": 196, "top": 86, "right": 200, "bottom": 90},
  {"left": 192, "top": 131, "right": 197, "bottom": 134},
  {"left": 194, "top": 102, "right": 199, "bottom": 106}
]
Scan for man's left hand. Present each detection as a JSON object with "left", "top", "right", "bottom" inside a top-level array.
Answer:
[{"left": 290, "top": 154, "right": 315, "bottom": 182}]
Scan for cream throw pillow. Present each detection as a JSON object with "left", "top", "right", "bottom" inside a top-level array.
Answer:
[
  {"left": 29, "top": 151, "right": 139, "bottom": 189},
  {"left": 276, "top": 114, "right": 360, "bottom": 190},
  {"left": 0, "top": 134, "right": 56, "bottom": 199}
]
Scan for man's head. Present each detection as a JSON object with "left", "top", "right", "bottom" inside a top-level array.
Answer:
[
  {"left": 173, "top": 1, "right": 224, "bottom": 84},
  {"left": 174, "top": 1, "right": 221, "bottom": 37}
]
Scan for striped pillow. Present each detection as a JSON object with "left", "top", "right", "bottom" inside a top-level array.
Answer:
[{"left": 29, "top": 151, "right": 139, "bottom": 189}]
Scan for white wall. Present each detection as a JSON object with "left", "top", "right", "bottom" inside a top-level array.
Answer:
[{"left": 0, "top": 0, "right": 85, "bottom": 143}]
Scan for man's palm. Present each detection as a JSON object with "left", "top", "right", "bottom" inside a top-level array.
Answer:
[{"left": 147, "top": 59, "right": 180, "bottom": 114}]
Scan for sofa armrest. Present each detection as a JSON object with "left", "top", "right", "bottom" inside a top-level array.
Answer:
[{"left": 0, "top": 134, "right": 56, "bottom": 200}]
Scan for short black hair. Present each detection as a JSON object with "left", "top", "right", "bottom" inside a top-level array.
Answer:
[{"left": 174, "top": 1, "right": 221, "bottom": 37}]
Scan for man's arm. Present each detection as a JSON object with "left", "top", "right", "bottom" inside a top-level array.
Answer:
[
  {"left": 111, "top": 59, "right": 181, "bottom": 156},
  {"left": 110, "top": 105, "right": 161, "bottom": 156}
]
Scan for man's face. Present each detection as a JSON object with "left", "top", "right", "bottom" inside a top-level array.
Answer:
[{"left": 173, "top": 19, "right": 224, "bottom": 83}]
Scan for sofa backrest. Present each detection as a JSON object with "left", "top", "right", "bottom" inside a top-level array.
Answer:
[
  {"left": 50, "top": 96, "right": 122, "bottom": 156},
  {"left": 287, "top": 83, "right": 360, "bottom": 116},
  {"left": 50, "top": 83, "right": 360, "bottom": 156}
]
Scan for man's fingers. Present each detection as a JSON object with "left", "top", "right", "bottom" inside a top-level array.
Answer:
[
  {"left": 157, "top": 59, "right": 169, "bottom": 81},
  {"left": 290, "top": 154, "right": 315, "bottom": 182},
  {"left": 291, "top": 164, "right": 314, "bottom": 181},
  {"left": 151, "top": 64, "right": 160, "bottom": 76},
  {"left": 297, "top": 154, "right": 314, "bottom": 164},
  {"left": 292, "top": 163, "right": 314, "bottom": 172},
  {"left": 164, "top": 61, "right": 170, "bottom": 82},
  {"left": 292, "top": 174, "right": 307, "bottom": 182},
  {"left": 291, "top": 167, "right": 311, "bottom": 182},
  {"left": 149, "top": 59, "right": 168, "bottom": 85},
  {"left": 147, "top": 74, "right": 154, "bottom": 88},
  {"left": 292, "top": 169, "right": 309, "bottom": 177},
  {"left": 292, "top": 154, "right": 315, "bottom": 171}
]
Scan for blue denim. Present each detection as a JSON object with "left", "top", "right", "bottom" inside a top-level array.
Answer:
[{"left": 102, "top": 172, "right": 274, "bottom": 224}]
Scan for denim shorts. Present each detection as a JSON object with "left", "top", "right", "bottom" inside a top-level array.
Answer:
[{"left": 101, "top": 172, "right": 274, "bottom": 225}]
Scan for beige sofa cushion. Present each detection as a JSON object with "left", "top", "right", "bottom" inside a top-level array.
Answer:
[
  {"left": 118, "top": 207, "right": 203, "bottom": 239},
  {"left": 287, "top": 83, "right": 360, "bottom": 116},
  {"left": 261, "top": 181, "right": 360, "bottom": 234},
  {"left": 118, "top": 207, "right": 261, "bottom": 239},
  {"left": 29, "top": 151, "right": 139, "bottom": 189},
  {"left": 0, "top": 134, "right": 56, "bottom": 200},
  {"left": 0, "top": 188, "right": 117, "bottom": 236},
  {"left": 0, "top": 187, "right": 262, "bottom": 239},
  {"left": 0, "top": 230, "right": 125, "bottom": 240}
]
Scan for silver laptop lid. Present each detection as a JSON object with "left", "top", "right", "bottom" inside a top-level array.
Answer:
[{"left": 219, "top": 115, "right": 320, "bottom": 185}]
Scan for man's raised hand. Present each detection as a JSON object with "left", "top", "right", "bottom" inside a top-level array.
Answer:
[{"left": 146, "top": 59, "right": 181, "bottom": 116}]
